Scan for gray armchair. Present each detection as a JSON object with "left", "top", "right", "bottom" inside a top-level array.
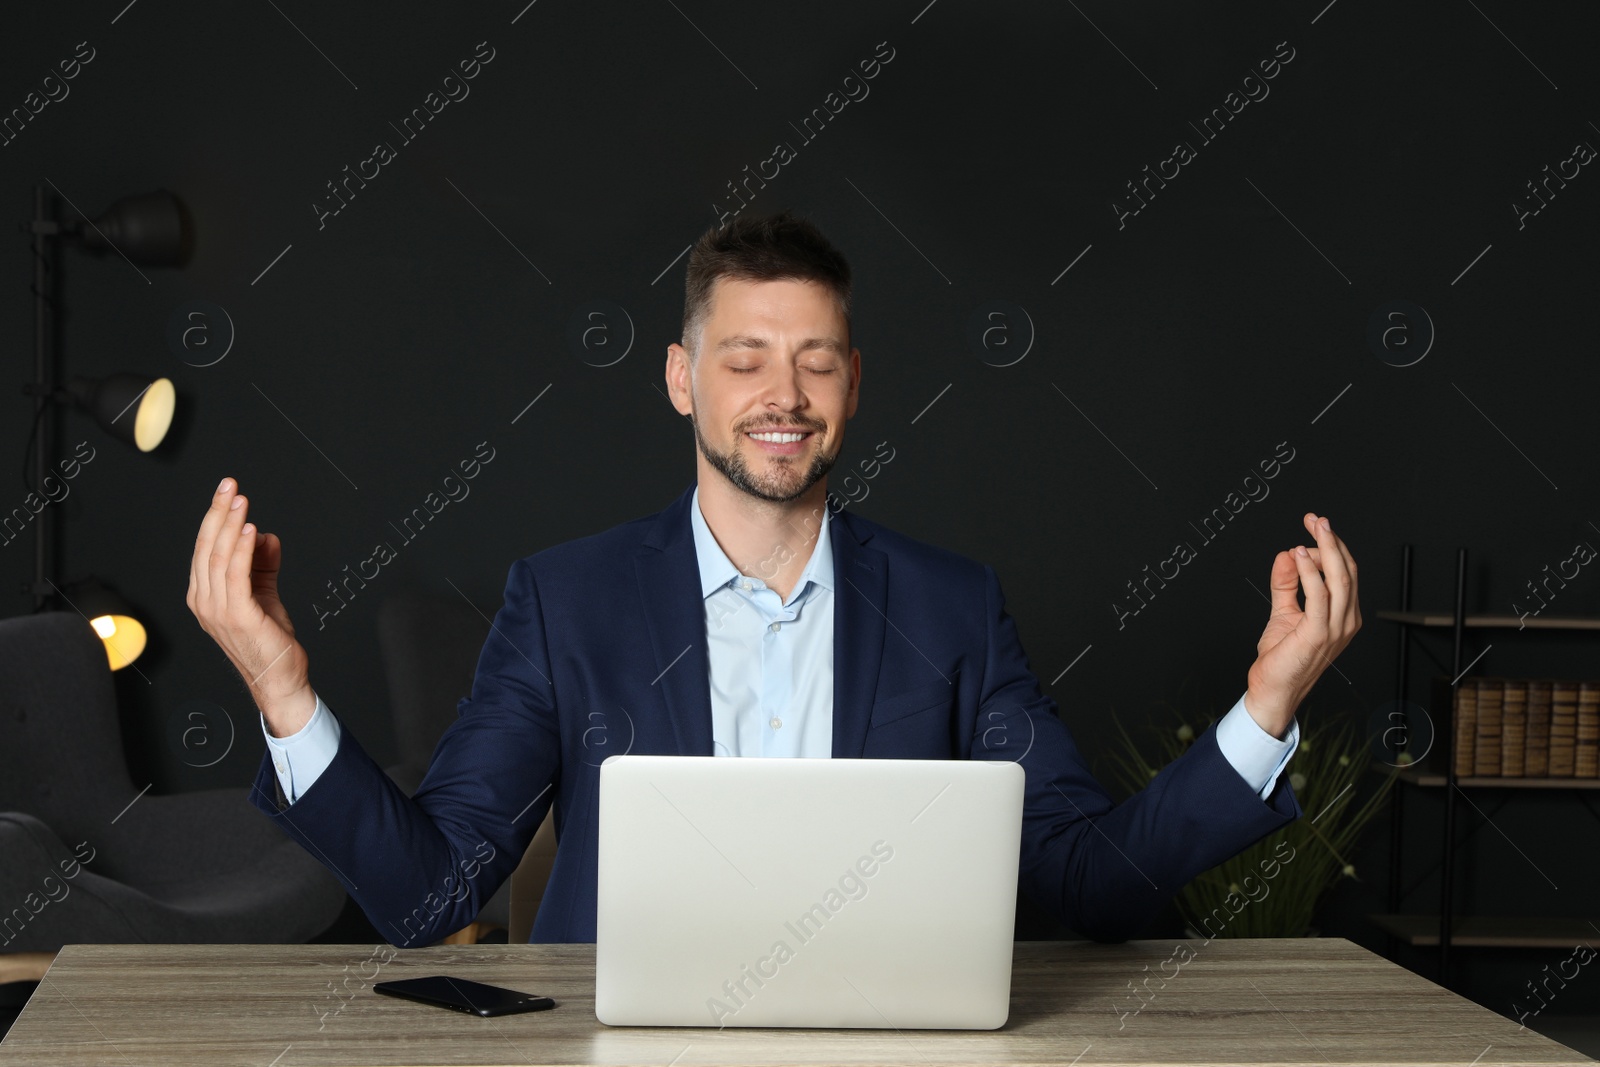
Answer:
[
  {"left": 374, "top": 588, "right": 560, "bottom": 943},
  {"left": 375, "top": 588, "right": 514, "bottom": 939},
  {"left": 0, "top": 611, "right": 347, "bottom": 958}
]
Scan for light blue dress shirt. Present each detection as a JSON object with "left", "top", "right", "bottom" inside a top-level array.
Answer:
[
  {"left": 262, "top": 487, "right": 1298, "bottom": 801},
  {"left": 692, "top": 485, "right": 835, "bottom": 758}
]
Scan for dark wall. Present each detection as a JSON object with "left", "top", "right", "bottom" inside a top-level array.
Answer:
[{"left": 4, "top": 0, "right": 1597, "bottom": 1015}]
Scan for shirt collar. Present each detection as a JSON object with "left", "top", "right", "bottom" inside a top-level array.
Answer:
[{"left": 689, "top": 484, "right": 835, "bottom": 602}]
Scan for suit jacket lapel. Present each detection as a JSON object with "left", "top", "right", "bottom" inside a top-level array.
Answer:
[
  {"left": 635, "top": 484, "right": 715, "bottom": 755},
  {"left": 829, "top": 506, "right": 888, "bottom": 759},
  {"left": 633, "top": 483, "right": 889, "bottom": 759}
]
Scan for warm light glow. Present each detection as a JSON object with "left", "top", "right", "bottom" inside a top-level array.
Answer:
[
  {"left": 96, "top": 614, "right": 147, "bottom": 670},
  {"left": 134, "top": 377, "right": 176, "bottom": 452}
]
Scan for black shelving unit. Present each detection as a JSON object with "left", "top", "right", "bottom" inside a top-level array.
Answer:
[{"left": 1373, "top": 543, "right": 1600, "bottom": 989}]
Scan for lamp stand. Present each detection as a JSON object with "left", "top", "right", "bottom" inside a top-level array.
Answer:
[{"left": 27, "top": 181, "right": 60, "bottom": 613}]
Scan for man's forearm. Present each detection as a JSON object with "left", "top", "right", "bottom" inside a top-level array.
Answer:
[
  {"left": 1017, "top": 715, "right": 1300, "bottom": 943},
  {"left": 247, "top": 720, "right": 525, "bottom": 949}
]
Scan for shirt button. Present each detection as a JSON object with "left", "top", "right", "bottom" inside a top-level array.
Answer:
[
  {"left": 274, "top": 761, "right": 286, "bottom": 774},
  {"left": 770, "top": 717, "right": 783, "bottom": 730},
  {"left": 742, "top": 580, "right": 752, "bottom": 591},
  {"left": 770, "top": 621, "right": 781, "bottom": 632}
]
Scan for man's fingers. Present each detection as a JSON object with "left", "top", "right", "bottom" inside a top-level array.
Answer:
[
  {"left": 1301, "top": 513, "right": 1356, "bottom": 582},
  {"left": 1308, "top": 515, "right": 1349, "bottom": 625},
  {"left": 225, "top": 520, "right": 258, "bottom": 602},
  {"left": 1326, "top": 526, "right": 1360, "bottom": 627},
  {"left": 1331, "top": 527, "right": 1357, "bottom": 581},
  {"left": 1293, "top": 543, "right": 1329, "bottom": 630},
  {"left": 252, "top": 530, "right": 281, "bottom": 582},
  {"left": 194, "top": 477, "right": 239, "bottom": 603},
  {"left": 1268, "top": 550, "right": 1302, "bottom": 617},
  {"left": 256, "top": 537, "right": 294, "bottom": 636},
  {"left": 208, "top": 491, "right": 249, "bottom": 607},
  {"left": 252, "top": 532, "right": 284, "bottom": 608}
]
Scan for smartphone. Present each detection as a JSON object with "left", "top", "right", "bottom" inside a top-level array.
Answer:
[{"left": 372, "top": 975, "right": 556, "bottom": 1017}]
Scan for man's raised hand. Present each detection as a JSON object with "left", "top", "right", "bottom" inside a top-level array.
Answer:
[
  {"left": 185, "top": 477, "right": 315, "bottom": 737},
  {"left": 1244, "top": 512, "right": 1362, "bottom": 738}
]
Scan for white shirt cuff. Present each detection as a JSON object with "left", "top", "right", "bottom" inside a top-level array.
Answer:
[
  {"left": 260, "top": 692, "right": 341, "bottom": 804},
  {"left": 1214, "top": 692, "right": 1299, "bottom": 800}
]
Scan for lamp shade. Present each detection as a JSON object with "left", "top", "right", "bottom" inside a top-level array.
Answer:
[
  {"left": 75, "top": 189, "right": 188, "bottom": 266},
  {"left": 68, "top": 576, "right": 147, "bottom": 671},
  {"left": 65, "top": 373, "right": 175, "bottom": 451}
]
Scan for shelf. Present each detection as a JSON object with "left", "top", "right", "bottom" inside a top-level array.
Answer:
[
  {"left": 1384, "top": 765, "right": 1600, "bottom": 789},
  {"left": 1382, "top": 544, "right": 1600, "bottom": 980},
  {"left": 1377, "top": 609, "right": 1600, "bottom": 631},
  {"left": 1369, "top": 914, "right": 1599, "bottom": 948}
]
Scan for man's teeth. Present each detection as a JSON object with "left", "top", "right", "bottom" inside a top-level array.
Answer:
[{"left": 748, "top": 432, "right": 808, "bottom": 443}]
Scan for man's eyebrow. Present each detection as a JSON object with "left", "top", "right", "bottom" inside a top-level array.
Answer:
[{"left": 713, "top": 334, "right": 846, "bottom": 355}]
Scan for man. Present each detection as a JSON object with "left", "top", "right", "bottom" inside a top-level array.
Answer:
[{"left": 187, "top": 209, "right": 1360, "bottom": 946}]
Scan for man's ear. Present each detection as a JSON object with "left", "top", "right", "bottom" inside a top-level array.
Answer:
[{"left": 665, "top": 343, "right": 694, "bottom": 416}]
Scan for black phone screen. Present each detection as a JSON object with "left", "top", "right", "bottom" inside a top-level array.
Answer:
[{"left": 372, "top": 975, "right": 557, "bottom": 1017}]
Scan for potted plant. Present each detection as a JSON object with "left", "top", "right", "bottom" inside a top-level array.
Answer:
[{"left": 1104, "top": 696, "right": 1403, "bottom": 938}]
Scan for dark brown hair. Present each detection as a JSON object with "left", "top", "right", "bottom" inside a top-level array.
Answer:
[{"left": 681, "top": 209, "right": 852, "bottom": 362}]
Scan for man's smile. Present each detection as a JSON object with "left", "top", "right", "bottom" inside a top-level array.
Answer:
[{"left": 744, "top": 429, "right": 815, "bottom": 455}]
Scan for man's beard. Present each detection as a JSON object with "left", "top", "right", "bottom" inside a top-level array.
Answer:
[{"left": 690, "top": 413, "right": 839, "bottom": 504}]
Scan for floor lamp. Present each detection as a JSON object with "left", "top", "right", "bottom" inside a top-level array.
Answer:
[{"left": 21, "top": 183, "right": 189, "bottom": 669}]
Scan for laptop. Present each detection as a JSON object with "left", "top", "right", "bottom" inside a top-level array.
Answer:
[{"left": 594, "top": 754, "right": 1025, "bottom": 1029}]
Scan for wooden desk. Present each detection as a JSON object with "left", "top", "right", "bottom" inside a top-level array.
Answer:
[{"left": 1, "top": 939, "right": 1591, "bottom": 1066}]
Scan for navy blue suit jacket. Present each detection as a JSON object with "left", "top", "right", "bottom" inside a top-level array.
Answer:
[{"left": 250, "top": 481, "right": 1301, "bottom": 944}]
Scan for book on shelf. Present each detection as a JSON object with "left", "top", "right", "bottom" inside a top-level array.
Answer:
[
  {"left": 1552, "top": 681, "right": 1577, "bottom": 777},
  {"left": 1454, "top": 681, "right": 1477, "bottom": 775},
  {"left": 1473, "top": 678, "right": 1502, "bottom": 777},
  {"left": 1578, "top": 681, "right": 1599, "bottom": 778},
  {"left": 1449, "top": 677, "right": 1596, "bottom": 779},
  {"left": 1526, "top": 680, "right": 1551, "bottom": 777},
  {"left": 1501, "top": 681, "right": 1526, "bottom": 776}
]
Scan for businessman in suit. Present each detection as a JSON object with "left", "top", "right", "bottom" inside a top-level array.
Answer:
[{"left": 187, "top": 209, "right": 1361, "bottom": 946}]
